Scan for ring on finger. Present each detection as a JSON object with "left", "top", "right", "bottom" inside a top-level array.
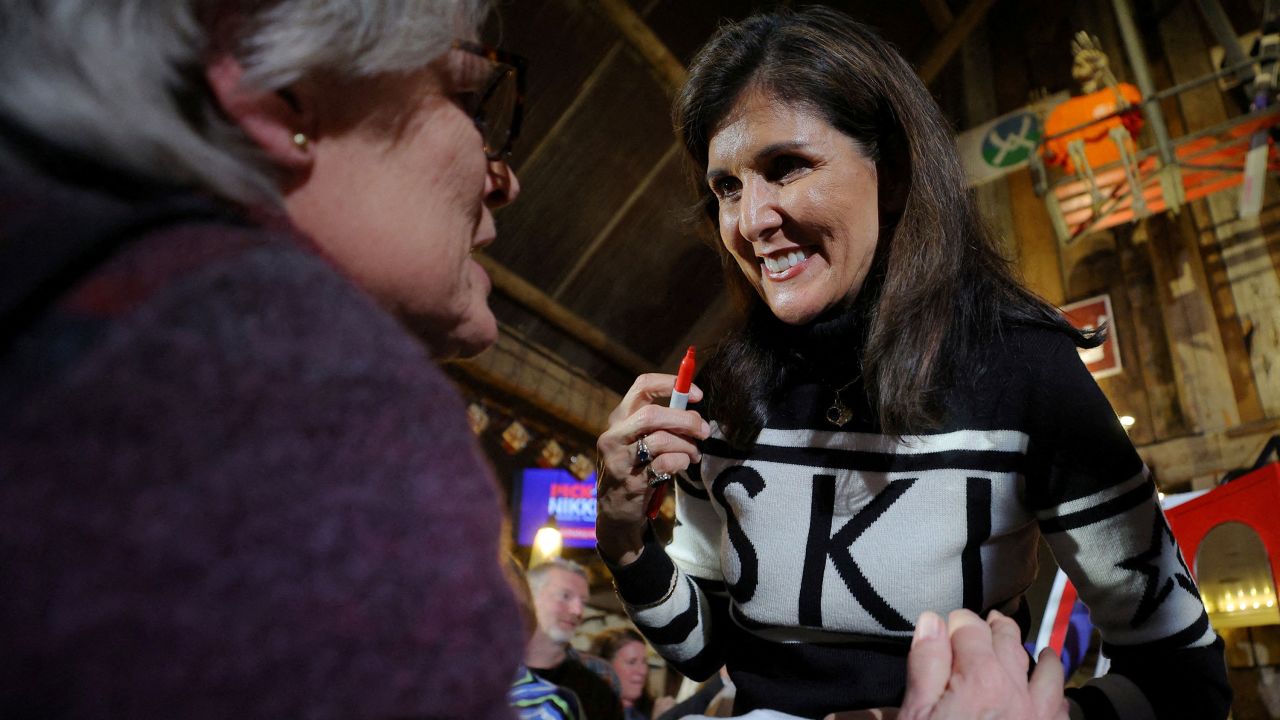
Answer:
[
  {"left": 645, "top": 466, "right": 672, "bottom": 488},
  {"left": 635, "top": 435, "right": 652, "bottom": 465}
]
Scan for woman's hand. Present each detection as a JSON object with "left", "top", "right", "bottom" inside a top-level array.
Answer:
[
  {"left": 826, "top": 610, "right": 1069, "bottom": 720},
  {"left": 596, "top": 373, "right": 709, "bottom": 566},
  {"left": 652, "top": 694, "right": 678, "bottom": 717}
]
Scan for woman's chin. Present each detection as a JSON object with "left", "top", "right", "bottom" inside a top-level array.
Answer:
[{"left": 765, "top": 301, "right": 825, "bottom": 327}]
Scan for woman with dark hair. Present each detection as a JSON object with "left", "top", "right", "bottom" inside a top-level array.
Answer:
[
  {"left": 595, "top": 7, "right": 1230, "bottom": 719},
  {"left": 589, "top": 627, "right": 676, "bottom": 720}
]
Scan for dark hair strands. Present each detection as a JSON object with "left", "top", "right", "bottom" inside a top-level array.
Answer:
[{"left": 677, "top": 6, "right": 1099, "bottom": 443}]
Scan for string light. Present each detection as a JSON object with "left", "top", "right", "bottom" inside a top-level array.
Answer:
[
  {"left": 458, "top": 393, "right": 595, "bottom": 476},
  {"left": 537, "top": 439, "right": 565, "bottom": 469},
  {"left": 1211, "top": 585, "right": 1280, "bottom": 614},
  {"left": 501, "top": 420, "right": 530, "bottom": 454},
  {"left": 466, "top": 403, "right": 490, "bottom": 435},
  {"left": 567, "top": 453, "right": 595, "bottom": 481}
]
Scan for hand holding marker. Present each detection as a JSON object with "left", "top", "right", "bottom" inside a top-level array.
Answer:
[{"left": 646, "top": 345, "right": 696, "bottom": 520}]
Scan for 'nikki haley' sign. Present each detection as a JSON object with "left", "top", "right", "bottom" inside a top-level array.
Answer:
[{"left": 513, "top": 468, "right": 598, "bottom": 549}]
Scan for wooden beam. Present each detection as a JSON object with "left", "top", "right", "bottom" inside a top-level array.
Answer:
[
  {"left": 516, "top": 43, "right": 623, "bottom": 179},
  {"left": 476, "top": 253, "right": 654, "bottom": 376},
  {"left": 594, "top": 0, "right": 688, "bottom": 94},
  {"left": 917, "top": 0, "right": 999, "bottom": 84},
  {"left": 452, "top": 324, "right": 622, "bottom": 436},
  {"left": 920, "top": 0, "right": 955, "bottom": 32},
  {"left": 551, "top": 142, "right": 681, "bottom": 299},
  {"left": 1138, "top": 422, "right": 1279, "bottom": 488}
]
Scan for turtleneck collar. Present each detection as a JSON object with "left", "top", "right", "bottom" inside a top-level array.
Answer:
[{"left": 752, "top": 302, "right": 868, "bottom": 386}]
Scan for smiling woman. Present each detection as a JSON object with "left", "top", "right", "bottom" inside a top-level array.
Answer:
[
  {"left": 590, "top": 627, "right": 675, "bottom": 720},
  {"left": 706, "top": 87, "right": 880, "bottom": 327},
  {"left": 594, "top": 6, "right": 1231, "bottom": 720}
]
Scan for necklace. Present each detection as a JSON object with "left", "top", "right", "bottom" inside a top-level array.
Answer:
[{"left": 825, "top": 377, "right": 859, "bottom": 428}]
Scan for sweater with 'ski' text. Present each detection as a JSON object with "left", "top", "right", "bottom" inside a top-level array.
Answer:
[{"left": 607, "top": 324, "right": 1230, "bottom": 719}]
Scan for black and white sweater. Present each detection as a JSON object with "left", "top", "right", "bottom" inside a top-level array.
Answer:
[{"left": 607, "top": 325, "right": 1229, "bottom": 719}]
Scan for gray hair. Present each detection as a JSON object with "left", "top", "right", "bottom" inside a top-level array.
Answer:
[
  {"left": 0, "top": 0, "right": 488, "bottom": 205},
  {"left": 526, "top": 558, "right": 588, "bottom": 595}
]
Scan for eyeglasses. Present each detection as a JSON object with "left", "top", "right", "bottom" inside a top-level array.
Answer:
[{"left": 453, "top": 40, "right": 527, "bottom": 161}]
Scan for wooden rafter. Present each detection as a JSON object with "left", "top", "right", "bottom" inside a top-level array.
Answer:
[
  {"left": 451, "top": 323, "right": 622, "bottom": 437},
  {"left": 920, "top": 0, "right": 955, "bottom": 31},
  {"left": 594, "top": 0, "right": 687, "bottom": 94},
  {"left": 917, "top": 0, "right": 999, "bottom": 84},
  {"left": 476, "top": 254, "right": 653, "bottom": 376}
]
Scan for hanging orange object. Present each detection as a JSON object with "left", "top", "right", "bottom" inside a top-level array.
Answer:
[{"left": 1041, "top": 83, "right": 1143, "bottom": 173}]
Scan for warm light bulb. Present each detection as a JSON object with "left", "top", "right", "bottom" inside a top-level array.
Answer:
[
  {"left": 1158, "top": 491, "right": 1166, "bottom": 501},
  {"left": 1119, "top": 415, "right": 1136, "bottom": 428},
  {"left": 1251, "top": 587, "right": 1258, "bottom": 596},
  {"left": 531, "top": 525, "right": 563, "bottom": 564},
  {"left": 1254, "top": 601, "right": 1261, "bottom": 609},
  {"left": 1267, "top": 599, "right": 1275, "bottom": 608},
  {"left": 1226, "top": 602, "right": 1236, "bottom": 612}
]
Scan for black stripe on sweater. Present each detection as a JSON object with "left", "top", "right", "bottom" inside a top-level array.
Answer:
[
  {"left": 963, "top": 477, "right": 992, "bottom": 611},
  {"left": 633, "top": 576, "right": 701, "bottom": 646},
  {"left": 1103, "top": 611, "right": 1212, "bottom": 656},
  {"left": 676, "top": 470, "right": 709, "bottom": 500},
  {"left": 1038, "top": 481, "right": 1152, "bottom": 533}
]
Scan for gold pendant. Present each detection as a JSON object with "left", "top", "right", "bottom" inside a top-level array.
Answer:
[{"left": 826, "top": 396, "right": 853, "bottom": 427}]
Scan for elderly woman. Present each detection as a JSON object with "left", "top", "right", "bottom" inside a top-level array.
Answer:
[
  {"left": 595, "top": 7, "right": 1230, "bottom": 720},
  {"left": 0, "top": 1, "right": 523, "bottom": 717}
]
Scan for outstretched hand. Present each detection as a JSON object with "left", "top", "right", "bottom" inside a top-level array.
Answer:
[{"left": 826, "top": 610, "right": 1069, "bottom": 720}]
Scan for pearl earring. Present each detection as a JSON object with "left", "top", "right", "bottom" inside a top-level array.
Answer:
[{"left": 291, "top": 132, "right": 309, "bottom": 149}]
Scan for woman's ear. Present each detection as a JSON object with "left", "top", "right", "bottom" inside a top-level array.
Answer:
[{"left": 205, "top": 52, "right": 314, "bottom": 170}]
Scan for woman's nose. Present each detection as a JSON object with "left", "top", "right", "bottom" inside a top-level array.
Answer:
[
  {"left": 738, "top": 178, "right": 782, "bottom": 242},
  {"left": 484, "top": 159, "right": 520, "bottom": 209}
]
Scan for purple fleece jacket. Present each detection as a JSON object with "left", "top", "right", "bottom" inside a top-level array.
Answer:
[{"left": 0, "top": 169, "right": 521, "bottom": 719}]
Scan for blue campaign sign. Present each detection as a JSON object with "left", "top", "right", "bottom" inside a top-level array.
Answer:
[
  {"left": 981, "top": 112, "right": 1043, "bottom": 168},
  {"left": 513, "top": 468, "right": 598, "bottom": 549}
]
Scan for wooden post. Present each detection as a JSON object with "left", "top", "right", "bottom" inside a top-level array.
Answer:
[
  {"left": 1063, "top": 236, "right": 1157, "bottom": 446},
  {"left": 1217, "top": 217, "right": 1280, "bottom": 417},
  {"left": 1008, "top": 169, "right": 1067, "bottom": 304},
  {"left": 1142, "top": 207, "right": 1241, "bottom": 433},
  {"left": 1158, "top": 0, "right": 1280, "bottom": 419},
  {"left": 1117, "top": 221, "right": 1191, "bottom": 441},
  {"left": 961, "top": 23, "right": 1017, "bottom": 258}
]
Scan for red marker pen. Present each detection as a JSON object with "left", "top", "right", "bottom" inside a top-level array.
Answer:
[{"left": 647, "top": 346, "right": 696, "bottom": 519}]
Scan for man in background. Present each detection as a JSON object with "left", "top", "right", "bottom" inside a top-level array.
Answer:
[{"left": 526, "top": 559, "right": 624, "bottom": 720}]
